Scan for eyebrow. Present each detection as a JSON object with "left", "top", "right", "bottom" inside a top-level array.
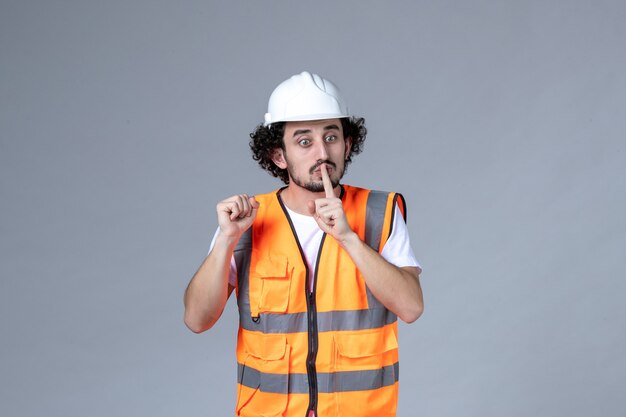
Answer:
[{"left": 291, "top": 124, "right": 341, "bottom": 138}]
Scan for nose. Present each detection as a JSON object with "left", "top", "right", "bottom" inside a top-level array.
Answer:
[{"left": 313, "top": 139, "right": 329, "bottom": 160}]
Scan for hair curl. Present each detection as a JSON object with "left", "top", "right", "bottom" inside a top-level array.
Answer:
[{"left": 249, "top": 117, "right": 367, "bottom": 184}]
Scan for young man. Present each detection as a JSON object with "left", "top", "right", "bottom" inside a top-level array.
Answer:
[{"left": 184, "top": 71, "right": 424, "bottom": 417}]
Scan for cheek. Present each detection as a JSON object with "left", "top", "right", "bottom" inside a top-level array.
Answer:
[{"left": 335, "top": 146, "right": 348, "bottom": 161}]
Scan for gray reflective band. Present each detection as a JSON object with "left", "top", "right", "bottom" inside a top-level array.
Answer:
[
  {"left": 234, "top": 228, "right": 252, "bottom": 285},
  {"left": 238, "top": 362, "right": 399, "bottom": 394},
  {"left": 364, "top": 190, "right": 389, "bottom": 253},
  {"left": 235, "top": 228, "right": 252, "bottom": 308},
  {"left": 364, "top": 190, "right": 393, "bottom": 310},
  {"left": 239, "top": 307, "right": 397, "bottom": 333}
]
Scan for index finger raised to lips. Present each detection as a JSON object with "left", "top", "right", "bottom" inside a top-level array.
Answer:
[{"left": 321, "top": 164, "right": 335, "bottom": 198}]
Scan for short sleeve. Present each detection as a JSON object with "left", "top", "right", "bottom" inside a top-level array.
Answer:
[{"left": 380, "top": 206, "right": 422, "bottom": 273}]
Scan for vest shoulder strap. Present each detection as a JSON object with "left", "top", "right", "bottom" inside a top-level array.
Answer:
[{"left": 364, "top": 189, "right": 406, "bottom": 253}]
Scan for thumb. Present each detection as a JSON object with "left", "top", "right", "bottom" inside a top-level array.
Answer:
[{"left": 307, "top": 200, "right": 316, "bottom": 216}]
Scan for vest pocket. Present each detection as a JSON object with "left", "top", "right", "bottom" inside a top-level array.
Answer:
[
  {"left": 237, "top": 334, "right": 290, "bottom": 417},
  {"left": 253, "top": 256, "right": 292, "bottom": 314},
  {"left": 333, "top": 328, "right": 399, "bottom": 415},
  {"left": 335, "top": 327, "right": 398, "bottom": 368}
]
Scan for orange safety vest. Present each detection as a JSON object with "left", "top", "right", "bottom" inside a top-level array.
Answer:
[{"left": 233, "top": 185, "right": 406, "bottom": 417}]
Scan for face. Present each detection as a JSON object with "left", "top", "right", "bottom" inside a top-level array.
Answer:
[{"left": 272, "top": 119, "right": 352, "bottom": 193}]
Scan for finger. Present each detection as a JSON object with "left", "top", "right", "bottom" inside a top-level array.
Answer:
[
  {"left": 321, "top": 164, "right": 335, "bottom": 198},
  {"left": 312, "top": 211, "right": 333, "bottom": 234},
  {"left": 249, "top": 196, "right": 260, "bottom": 218},
  {"left": 316, "top": 205, "right": 336, "bottom": 223},
  {"left": 240, "top": 194, "right": 251, "bottom": 217},
  {"left": 232, "top": 195, "right": 246, "bottom": 219},
  {"left": 228, "top": 201, "right": 242, "bottom": 220}
]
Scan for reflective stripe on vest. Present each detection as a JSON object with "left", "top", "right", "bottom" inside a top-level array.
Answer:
[
  {"left": 234, "top": 185, "right": 404, "bottom": 417},
  {"left": 238, "top": 362, "right": 399, "bottom": 394},
  {"left": 239, "top": 308, "right": 397, "bottom": 334}
]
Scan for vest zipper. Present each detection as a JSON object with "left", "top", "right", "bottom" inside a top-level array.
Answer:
[
  {"left": 277, "top": 187, "right": 342, "bottom": 417},
  {"left": 305, "top": 285, "right": 319, "bottom": 416},
  {"left": 305, "top": 233, "right": 326, "bottom": 417}
]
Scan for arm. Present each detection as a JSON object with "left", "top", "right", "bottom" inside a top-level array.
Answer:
[
  {"left": 338, "top": 235, "right": 423, "bottom": 323},
  {"left": 183, "top": 194, "right": 259, "bottom": 333},
  {"left": 309, "top": 166, "right": 423, "bottom": 323}
]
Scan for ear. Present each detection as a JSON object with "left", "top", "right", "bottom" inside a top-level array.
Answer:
[
  {"left": 344, "top": 136, "right": 353, "bottom": 160},
  {"left": 271, "top": 148, "right": 287, "bottom": 169}
]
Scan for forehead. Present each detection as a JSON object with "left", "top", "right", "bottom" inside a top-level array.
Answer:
[{"left": 284, "top": 118, "right": 343, "bottom": 136}]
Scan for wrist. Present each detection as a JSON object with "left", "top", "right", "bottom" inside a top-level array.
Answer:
[
  {"left": 337, "top": 230, "right": 361, "bottom": 250},
  {"left": 215, "top": 230, "right": 241, "bottom": 249}
]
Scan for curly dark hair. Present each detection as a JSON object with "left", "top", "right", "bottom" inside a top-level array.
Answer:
[{"left": 249, "top": 117, "right": 367, "bottom": 184}]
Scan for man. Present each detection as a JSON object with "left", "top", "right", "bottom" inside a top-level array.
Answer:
[{"left": 184, "top": 71, "right": 424, "bottom": 417}]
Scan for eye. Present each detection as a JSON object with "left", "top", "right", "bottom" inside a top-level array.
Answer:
[
  {"left": 324, "top": 135, "right": 337, "bottom": 143},
  {"left": 298, "top": 138, "right": 311, "bottom": 147}
]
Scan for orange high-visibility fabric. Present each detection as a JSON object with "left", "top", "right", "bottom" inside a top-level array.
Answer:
[{"left": 235, "top": 185, "right": 403, "bottom": 417}]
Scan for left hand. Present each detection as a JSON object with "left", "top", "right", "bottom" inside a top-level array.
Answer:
[{"left": 307, "top": 164, "right": 355, "bottom": 244}]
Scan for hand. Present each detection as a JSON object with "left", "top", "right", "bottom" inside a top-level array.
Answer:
[
  {"left": 307, "top": 165, "right": 355, "bottom": 244},
  {"left": 216, "top": 194, "right": 259, "bottom": 239}
]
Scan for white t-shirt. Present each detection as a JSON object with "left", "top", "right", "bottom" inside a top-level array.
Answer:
[{"left": 209, "top": 205, "right": 421, "bottom": 287}]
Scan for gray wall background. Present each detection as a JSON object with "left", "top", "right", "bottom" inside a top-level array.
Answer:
[{"left": 1, "top": 1, "right": 624, "bottom": 416}]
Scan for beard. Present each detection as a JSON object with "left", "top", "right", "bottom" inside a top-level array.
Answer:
[{"left": 286, "top": 158, "right": 343, "bottom": 192}]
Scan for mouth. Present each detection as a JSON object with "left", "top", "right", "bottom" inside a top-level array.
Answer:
[{"left": 310, "top": 161, "right": 336, "bottom": 175}]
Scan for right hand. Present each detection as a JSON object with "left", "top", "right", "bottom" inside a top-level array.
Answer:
[{"left": 216, "top": 194, "right": 259, "bottom": 238}]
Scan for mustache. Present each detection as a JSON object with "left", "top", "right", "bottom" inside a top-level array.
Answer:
[{"left": 309, "top": 160, "right": 336, "bottom": 175}]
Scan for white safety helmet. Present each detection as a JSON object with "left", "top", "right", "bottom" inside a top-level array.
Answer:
[{"left": 264, "top": 71, "right": 349, "bottom": 126}]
